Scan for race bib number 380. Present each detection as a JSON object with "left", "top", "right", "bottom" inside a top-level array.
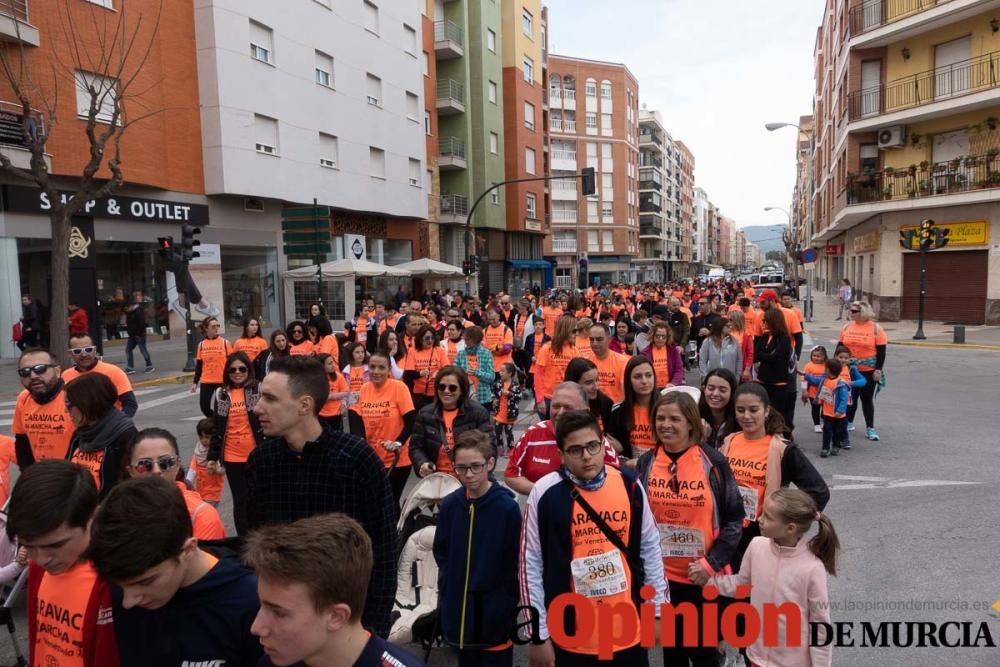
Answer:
[
  {"left": 658, "top": 524, "right": 705, "bottom": 558},
  {"left": 570, "top": 549, "right": 628, "bottom": 598}
]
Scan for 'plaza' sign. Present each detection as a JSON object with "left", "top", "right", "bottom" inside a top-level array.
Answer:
[{"left": 1, "top": 185, "right": 210, "bottom": 225}]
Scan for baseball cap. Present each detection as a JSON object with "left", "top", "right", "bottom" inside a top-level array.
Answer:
[{"left": 758, "top": 289, "right": 780, "bottom": 303}]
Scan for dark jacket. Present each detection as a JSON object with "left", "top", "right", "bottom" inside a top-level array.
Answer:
[
  {"left": 111, "top": 554, "right": 262, "bottom": 667},
  {"left": 590, "top": 391, "right": 614, "bottom": 433},
  {"left": 207, "top": 384, "right": 266, "bottom": 462},
  {"left": 754, "top": 333, "right": 793, "bottom": 385},
  {"left": 637, "top": 444, "right": 745, "bottom": 575},
  {"left": 66, "top": 409, "right": 136, "bottom": 498},
  {"left": 523, "top": 332, "right": 550, "bottom": 360},
  {"left": 409, "top": 400, "right": 494, "bottom": 469},
  {"left": 20, "top": 301, "right": 39, "bottom": 331},
  {"left": 605, "top": 400, "right": 652, "bottom": 459},
  {"left": 691, "top": 311, "right": 722, "bottom": 350},
  {"left": 433, "top": 482, "right": 522, "bottom": 648},
  {"left": 667, "top": 309, "right": 690, "bottom": 347},
  {"left": 125, "top": 304, "right": 146, "bottom": 337}
]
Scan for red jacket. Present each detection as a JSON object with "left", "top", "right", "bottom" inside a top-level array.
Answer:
[
  {"left": 27, "top": 562, "right": 120, "bottom": 667},
  {"left": 68, "top": 308, "right": 89, "bottom": 336},
  {"left": 504, "top": 420, "right": 619, "bottom": 484}
]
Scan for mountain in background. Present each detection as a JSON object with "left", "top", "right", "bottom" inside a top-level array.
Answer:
[{"left": 740, "top": 225, "right": 786, "bottom": 255}]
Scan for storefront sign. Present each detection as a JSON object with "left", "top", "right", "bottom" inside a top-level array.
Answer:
[
  {"left": 824, "top": 243, "right": 844, "bottom": 256},
  {"left": 853, "top": 231, "right": 880, "bottom": 253},
  {"left": 1, "top": 185, "right": 210, "bottom": 224},
  {"left": 899, "top": 220, "right": 988, "bottom": 250},
  {"left": 344, "top": 234, "right": 367, "bottom": 260},
  {"left": 525, "top": 218, "right": 541, "bottom": 232}
]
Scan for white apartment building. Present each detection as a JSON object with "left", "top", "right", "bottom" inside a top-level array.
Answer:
[{"left": 693, "top": 186, "right": 709, "bottom": 270}]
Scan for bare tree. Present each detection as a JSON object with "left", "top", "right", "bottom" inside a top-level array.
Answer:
[{"left": 0, "top": 0, "right": 161, "bottom": 362}]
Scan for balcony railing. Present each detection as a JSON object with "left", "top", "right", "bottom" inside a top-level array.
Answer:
[
  {"left": 638, "top": 179, "right": 661, "bottom": 190},
  {"left": 640, "top": 225, "right": 662, "bottom": 236},
  {"left": 564, "top": 119, "right": 576, "bottom": 132},
  {"left": 549, "top": 118, "right": 562, "bottom": 132},
  {"left": 551, "top": 180, "right": 577, "bottom": 191},
  {"left": 849, "top": 50, "right": 1000, "bottom": 121},
  {"left": 848, "top": 0, "right": 954, "bottom": 38},
  {"left": 438, "top": 136, "right": 466, "bottom": 160},
  {"left": 552, "top": 238, "right": 577, "bottom": 252},
  {"left": 440, "top": 194, "right": 469, "bottom": 216},
  {"left": 846, "top": 153, "right": 1000, "bottom": 205},
  {"left": 436, "top": 79, "right": 465, "bottom": 105},
  {"left": 640, "top": 155, "right": 662, "bottom": 168},
  {"left": 639, "top": 132, "right": 662, "bottom": 146},
  {"left": 563, "top": 89, "right": 576, "bottom": 101},
  {"left": 433, "top": 19, "right": 464, "bottom": 47},
  {"left": 551, "top": 209, "right": 577, "bottom": 223},
  {"left": 0, "top": 0, "right": 28, "bottom": 22},
  {"left": 551, "top": 149, "right": 576, "bottom": 161}
]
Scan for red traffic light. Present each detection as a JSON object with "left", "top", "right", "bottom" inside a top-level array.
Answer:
[{"left": 157, "top": 236, "right": 173, "bottom": 250}]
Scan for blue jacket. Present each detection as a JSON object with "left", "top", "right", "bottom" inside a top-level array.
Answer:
[
  {"left": 802, "top": 373, "right": 850, "bottom": 415},
  {"left": 433, "top": 481, "right": 521, "bottom": 648},
  {"left": 112, "top": 554, "right": 262, "bottom": 667}
]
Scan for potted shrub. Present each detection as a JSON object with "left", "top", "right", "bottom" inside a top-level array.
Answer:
[
  {"left": 964, "top": 155, "right": 980, "bottom": 168},
  {"left": 919, "top": 179, "right": 931, "bottom": 194},
  {"left": 919, "top": 160, "right": 930, "bottom": 172},
  {"left": 988, "top": 116, "right": 998, "bottom": 131},
  {"left": 883, "top": 184, "right": 893, "bottom": 200},
  {"left": 949, "top": 157, "right": 963, "bottom": 171},
  {"left": 905, "top": 181, "right": 916, "bottom": 197},
  {"left": 908, "top": 164, "right": 917, "bottom": 176}
]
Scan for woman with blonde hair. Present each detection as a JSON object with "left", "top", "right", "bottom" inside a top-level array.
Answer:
[
  {"left": 530, "top": 315, "right": 577, "bottom": 418},
  {"left": 837, "top": 300, "right": 886, "bottom": 441}
]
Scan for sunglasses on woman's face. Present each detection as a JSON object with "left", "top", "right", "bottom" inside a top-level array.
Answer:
[
  {"left": 437, "top": 383, "right": 460, "bottom": 393},
  {"left": 229, "top": 366, "right": 248, "bottom": 375},
  {"left": 132, "top": 455, "right": 178, "bottom": 474}
]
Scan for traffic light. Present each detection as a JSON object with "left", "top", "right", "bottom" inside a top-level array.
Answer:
[
  {"left": 471, "top": 256, "right": 480, "bottom": 274},
  {"left": 462, "top": 259, "right": 471, "bottom": 276},
  {"left": 180, "top": 224, "right": 202, "bottom": 261},
  {"left": 919, "top": 219, "right": 934, "bottom": 251},
  {"left": 581, "top": 167, "right": 596, "bottom": 196},
  {"left": 156, "top": 236, "right": 174, "bottom": 261},
  {"left": 934, "top": 227, "right": 950, "bottom": 249},
  {"left": 898, "top": 229, "right": 915, "bottom": 250}
]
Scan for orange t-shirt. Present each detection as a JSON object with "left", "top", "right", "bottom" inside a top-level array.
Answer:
[
  {"left": 436, "top": 409, "right": 458, "bottom": 476},
  {"left": 351, "top": 379, "right": 415, "bottom": 468},
  {"left": 442, "top": 339, "right": 463, "bottom": 365},
  {"left": 289, "top": 340, "right": 315, "bottom": 357},
  {"left": 222, "top": 387, "right": 256, "bottom": 463},
  {"left": 648, "top": 345, "right": 672, "bottom": 388},
  {"left": 801, "top": 361, "right": 826, "bottom": 399},
  {"left": 574, "top": 334, "right": 592, "bottom": 354},
  {"left": 630, "top": 404, "right": 656, "bottom": 458},
  {"left": 531, "top": 341, "right": 577, "bottom": 400},
  {"left": 584, "top": 350, "right": 629, "bottom": 403},
  {"left": 319, "top": 374, "right": 349, "bottom": 417},
  {"left": 35, "top": 561, "right": 98, "bottom": 667},
  {"left": 839, "top": 320, "right": 887, "bottom": 370},
  {"left": 743, "top": 308, "right": 763, "bottom": 337},
  {"left": 315, "top": 334, "right": 340, "bottom": 362},
  {"left": 178, "top": 482, "right": 226, "bottom": 540},
  {"left": 70, "top": 448, "right": 105, "bottom": 491},
  {"left": 188, "top": 453, "right": 225, "bottom": 503},
  {"left": 234, "top": 336, "right": 268, "bottom": 362},
  {"left": 12, "top": 389, "right": 75, "bottom": 462},
  {"left": 62, "top": 360, "right": 133, "bottom": 401},
  {"left": 483, "top": 324, "right": 514, "bottom": 370},
  {"left": 495, "top": 381, "right": 514, "bottom": 425},
  {"left": 779, "top": 305, "right": 803, "bottom": 338},
  {"left": 0, "top": 436, "right": 14, "bottom": 508},
  {"left": 725, "top": 433, "right": 770, "bottom": 527},
  {"left": 403, "top": 346, "right": 448, "bottom": 397},
  {"left": 346, "top": 366, "right": 367, "bottom": 393},
  {"left": 197, "top": 337, "right": 233, "bottom": 383},
  {"left": 542, "top": 307, "right": 563, "bottom": 337}
]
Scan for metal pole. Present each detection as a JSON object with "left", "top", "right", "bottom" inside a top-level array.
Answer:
[
  {"left": 314, "top": 197, "right": 323, "bottom": 307},
  {"left": 182, "top": 263, "right": 196, "bottom": 372},
  {"left": 913, "top": 245, "right": 927, "bottom": 340}
]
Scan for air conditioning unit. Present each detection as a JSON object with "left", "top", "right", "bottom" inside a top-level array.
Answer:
[{"left": 877, "top": 125, "right": 906, "bottom": 149}]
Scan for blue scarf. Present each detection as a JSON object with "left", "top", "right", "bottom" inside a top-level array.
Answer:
[{"left": 560, "top": 464, "right": 607, "bottom": 491}]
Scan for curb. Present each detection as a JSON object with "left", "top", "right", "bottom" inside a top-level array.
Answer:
[
  {"left": 132, "top": 373, "right": 194, "bottom": 388},
  {"left": 889, "top": 340, "right": 1000, "bottom": 351}
]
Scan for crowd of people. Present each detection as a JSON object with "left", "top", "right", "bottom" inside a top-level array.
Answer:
[{"left": 1, "top": 277, "right": 891, "bottom": 666}]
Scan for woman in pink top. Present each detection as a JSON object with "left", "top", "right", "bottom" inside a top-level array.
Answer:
[{"left": 708, "top": 488, "right": 838, "bottom": 667}]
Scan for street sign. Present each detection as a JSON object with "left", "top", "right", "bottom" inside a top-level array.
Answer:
[
  {"left": 284, "top": 244, "right": 330, "bottom": 256},
  {"left": 281, "top": 205, "right": 330, "bottom": 218},
  {"left": 281, "top": 219, "right": 328, "bottom": 231},
  {"left": 282, "top": 231, "right": 331, "bottom": 243},
  {"left": 801, "top": 248, "right": 819, "bottom": 263},
  {"left": 802, "top": 262, "right": 816, "bottom": 270}
]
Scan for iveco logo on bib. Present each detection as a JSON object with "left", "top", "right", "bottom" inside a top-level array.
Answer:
[{"left": 181, "top": 661, "right": 225, "bottom": 667}]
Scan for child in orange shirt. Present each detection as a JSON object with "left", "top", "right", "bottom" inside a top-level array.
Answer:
[
  {"left": 800, "top": 346, "right": 828, "bottom": 435},
  {"left": 187, "top": 419, "right": 225, "bottom": 507},
  {"left": 490, "top": 363, "right": 522, "bottom": 456}
]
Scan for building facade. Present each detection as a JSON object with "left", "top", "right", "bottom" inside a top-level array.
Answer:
[
  {"left": 676, "top": 141, "right": 697, "bottom": 277},
  {"left": 544, "top": 55, "right": 640, "bottom": 288},
  {"left": 812, "top": 0, "right": 1000, "bottom": 323}
]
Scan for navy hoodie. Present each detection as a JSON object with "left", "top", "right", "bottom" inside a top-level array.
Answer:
[
  {"left": 112, "top": 554, "right": 263, "bottom": 667},
  {"left": 432, "top": 480, "right": 522, "bottom": 649}
]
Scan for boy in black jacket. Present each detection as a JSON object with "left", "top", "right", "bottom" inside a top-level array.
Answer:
[
  {"left": 433, "top": 430, "right": 522, "bottom": 666},
  {"left": 87, "top": 477, "right": 262, "bottom": 667}
]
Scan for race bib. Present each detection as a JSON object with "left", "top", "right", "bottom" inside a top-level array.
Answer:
[
  {"left": 738, "top": 485, "right": 759, "bottom": 521},
  {"left": 817, "top": 386, "right": 834, "bottom": 404},
  {"left": 570, "top": 549, "right": 628, "bottom": 598},
  {"left": 658, "top": 524, "right": 705, "bottom": 558}
]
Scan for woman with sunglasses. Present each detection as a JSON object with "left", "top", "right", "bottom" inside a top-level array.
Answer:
[
  {"left": 254, "top": 329, "right": 289, "bottom": 380},
  {"left": 123, "top": 427, "right": 225, "bottom": 540},
  {"left": 349, "top": 352, "right": 416, "bottom": 502},
  {"left": 637, "top": 392, "right": 743, "bottom": 667},
  {"left": 837, "top": 301, "right": 886, "bottom": 442},
  {"left": 410, "top": 366, "right": 493, "bottom": 479},
  {"left": 234, "top": 317, "right": 268, "bottom": 363},
  {"left": 403, "top": 324, "right": 449, "bottom": 412},
  {"left": 191, "top": 316, "right": 233, "bottom": 418},
  {"left": 65, "top": 372, "right": 137, "bottom": 499},
  {"left": 286, "top": 320, "right": 314, "bottom": 357},
  {"left": 206, "top": 351, "right": 264, "bottom": 536},
  {"left": 606, "top": 355, "right": 659, "bottom": 466}
]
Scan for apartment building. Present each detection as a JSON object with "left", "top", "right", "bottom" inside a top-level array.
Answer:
[
  {"left": 719, "top": 216, "right": 733, "bottom": 270},
  {"left": 500, "top": 0, "right": 547, "bottom": 295},
  {"left": 792, "top": 115, "right": 815, "bottom": 251},
  {"left": 545, "top": 54, "right": 640, "bottom": 288},
  {"left": 812, "top": 0, "right": 1000, "bottom": 323},
  {"left": 693, "top": 186, "right": 709, "bottom": 270},
  {"left": 422, "top": 1, "right": 441, "bottom": 265},
  {"left": 676, "top": 141, "right": 697, "bottom": 276}
]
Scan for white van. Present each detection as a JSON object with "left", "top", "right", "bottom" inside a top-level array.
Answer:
[{"left": 753, "top": 271, "right": 784, "bottom": 295}]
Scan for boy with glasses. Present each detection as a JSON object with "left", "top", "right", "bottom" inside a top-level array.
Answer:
[
  {"left": 12, "top": 348, "right": 76, "bottom": 468},
  {"left": 63, "top": 333, "right": 138, "bottom": 417},
  {"left": 434, "top": 430, "right": 521, "bottom": 667}
]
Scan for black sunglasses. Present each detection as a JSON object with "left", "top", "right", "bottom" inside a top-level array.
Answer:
[
  {"left": 17, "top": 363, "right": 56, "bottom": 378},
  {"left": 437, "top": 383, "right": 460, "bottom": 393},
  {"left": 229, "top": 366, "right": 249, "bottom": 374},
  {"left": 131, "top": 455, "right": 179, "bottom": 474}
]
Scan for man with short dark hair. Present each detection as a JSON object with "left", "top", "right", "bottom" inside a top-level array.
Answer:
[
  {"left": 87, "top": 476, "right": 261, "bottom": 666},
  {"left": 7, "top": 460, "right": 119, "bottom": 666},
  {"left": 63, "top": 333, "right": 138, "bottom": 417},
  {"left": 12, "top": 348, "right": 75, "bottom": 468},
  {"left": 247, "top": 513, "right": 424, "bottom": 667},
  {"left": 245, "top": 355, "right": 398, "bottom": 636},
  {"left": 124, "top": 290, "right": 155, "bottom": 374}
]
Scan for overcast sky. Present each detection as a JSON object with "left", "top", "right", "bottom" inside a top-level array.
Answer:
[{"left": 543, "top": 0, "right": 820, "bottom": 229}]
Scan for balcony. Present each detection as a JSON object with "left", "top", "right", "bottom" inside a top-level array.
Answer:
[
  {"left": 0, "top": 0, "right": 38, "bottom": 46},
  {"left": 434, "top": 20, "right": 464, "bottom": 60},
  {"left": 0, "top": 100, "right": 47, "bottom": 169},
  {"left": 639, "top": 224, "right": 663, "bottom": 239},
  {"left": 550, "top": 180, "right": 577, "bottom": 201},
  {"left": 549, "top": 117, "right": 562, "bottom": 132},
  {"left": 436, "top": 79, "right": 465, "bottom": 115},
  {"left": 640, "top": 197, "right": 662, "bottom": 213},
  {"left": 563, "top": 119, "right": 576, "bottom": 133},
  {"left": 551, "top": 209, "right": 578, "bottom": 224},
  {"left": 552, "top": 238, "right": 578, "bottom": 252},
  {"left": 562, "top": 88, "right": 576, "bottom": 110},
  {"left": 847, "top": 0, "right": 998, "bottom": 48},
  {"left": 439, "top": 194, "right": 469, "bottom": 224},
  {"left": 638, "top": 179, "right": 661, "bottom": 191},
  {"left": 849, "top": 50, "right": 1000, "bottom": 127},
  {"left": 639, "top": 132, "right": 662, "bottom": 146},
  {"left": 551, "top": 149, "right": 577, "bottom": 171},
  {"left": 640, "top": 155, "right": 662, "bottom": 168},
  {"left": 438, "top": 136, "right": 466, "bottom": 171}
]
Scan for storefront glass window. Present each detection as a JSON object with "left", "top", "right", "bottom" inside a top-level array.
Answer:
[{"left": 220, "top": 246, "right": 280, "bottom": 331}]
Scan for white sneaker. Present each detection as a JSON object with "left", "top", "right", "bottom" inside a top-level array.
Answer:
[
  {"left": 847, "top": 421, "right": 856, "bottom": 432},
  {"left": 813, "top": 424, "right": 822, "bottom": 433}
]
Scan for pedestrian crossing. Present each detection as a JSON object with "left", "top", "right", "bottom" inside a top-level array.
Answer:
[{"left": 0, "top": 386, "right": 184, "bottom": 428}]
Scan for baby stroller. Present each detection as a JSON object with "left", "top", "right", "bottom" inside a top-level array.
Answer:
[
  {"left": 0, "top": 505, "right": 28, "bottom": 667},
  {"left": 389, "top": 473, "right": 461, "bottom": 657}
]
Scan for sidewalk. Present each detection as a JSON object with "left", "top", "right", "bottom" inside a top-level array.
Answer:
[{"left": 803, "top": 293, "right": 1000, "bottom": 350}]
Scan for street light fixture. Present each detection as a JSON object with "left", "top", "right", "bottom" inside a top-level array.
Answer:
[{"left": 765, "top": 122, "right": 799, "bottom": 132}]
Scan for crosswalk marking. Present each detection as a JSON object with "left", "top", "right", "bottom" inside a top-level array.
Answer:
[{"left": 830, "top": 474, "right": 979, "bottom": 491}]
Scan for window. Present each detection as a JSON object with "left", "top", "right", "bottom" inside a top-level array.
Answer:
[
  {"left": 403, "top": 24, "right": 417, "bottom": 55},
  {"left": 601, "top": 143, "right": 612, "bottom": 159},
  {"left": 487, "top": 29, "right": 496, "bottom": 53},
  {"left": 488, "top": 80, "right": 497, "bottom": 104},
  {"left": 525, "top": 147, "right": 536, "bottom": 175},
  {"left": 366, "top": 74, "right": 382, "bottom": 107},
  {"left": 522, "top": 9, "right": 533, "bottom": 36},
  {"left": 585, "top": 79, "right": 597, "bottom": 97},
  {"left": 491, "top": 190, "right": 500, "bottom": 205},
  {"left": 422, "top": 52, "right": 430, "bottom": 76},
  {"left": 424, "top": 110, "right": 432, "bottom": 136},
  {"left": 406, "top": 92, "right": 419, "bottom": 121},
  {"left": 250, "top": 20, "right": 273, "bottom": 64},
  {"left": 364, "top": 1, "right": 379, "bottom": 34},
  {"left": 254, "top": 114, "right": 278, "bottom": 155},
  {"left": 602, "top": 231, "right": 613, "bottom": 249},
  {"left": 526, "top": 193, "right": 537, "bottom": 218},
  {"left": 601, "top": 81, "right": 612, "bottom": 100},
  {"left": 602, "top": 173, "right": 613, "bottom": 192},
  {"left": 524, "top": 101, "right": 535, "bottom": 130},
  {"left": 315, "top": 51, "right": 334, "bottom": 88},
  {"left": 409, "top": 158, "right": 421, "bottom": 187},
  {"left": 586, "top": 142, "right": 598, "bottom": 158},
  {"left": 601, "top": 113, "right": 612, "bottom": 131},
  {"left": 369, "top": 147, "right": 386, "bottom": 179},
  {"left": 587, "top": 201, "right": 598, "bottom": 222},
  {"left": 84, "top": 0, "right": 113, "bottom": 7},
  {"left": 601, "top": 201, "right": 613, "bottom": 220},
  {"left": 319, "top": 133, "right": 338, "bottom": 168},
  {"left": 490, "top": 132, "right": 499, "bottom": 154},
  {"left": 859, "top": 144, "right": 878, "bottom": 173},
  {"left": 585, "top": 113, "right": 597, "bottom": 128},
  {"left": 74, "top": 71, "right": 118, "bottom": 123},
  {"left": 522, "top": 56, "right": 534, "bottom": 83},
  {"left": 588, "top": 230, "right": 599, "bottom": 251}
]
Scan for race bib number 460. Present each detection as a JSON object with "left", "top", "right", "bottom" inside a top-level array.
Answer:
[
  {"left": 658, "top": 524, "right": 705, "bottom": 558},
  {"left": 570, "top": 549, "right": 628, "bottom": 598}
]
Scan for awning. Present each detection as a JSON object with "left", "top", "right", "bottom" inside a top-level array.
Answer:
[{"left": 506, "top": 259, "right": 551, "bottom": 269}]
